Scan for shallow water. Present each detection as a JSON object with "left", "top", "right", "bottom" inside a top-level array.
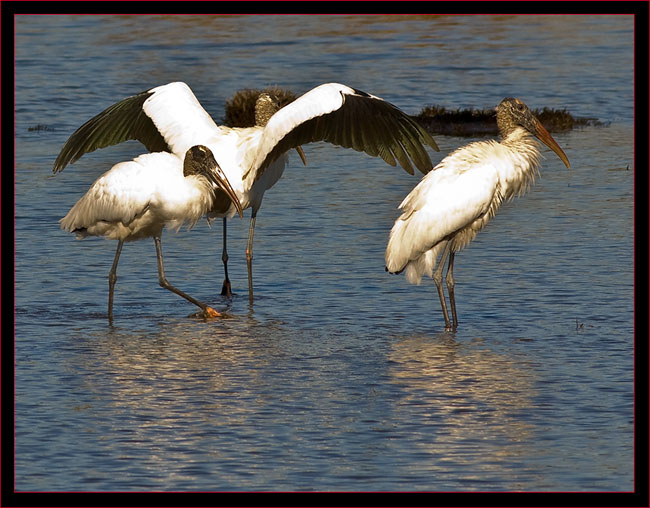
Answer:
[{"left": 14, "top": 14, "right": 634, "bottom": 491}]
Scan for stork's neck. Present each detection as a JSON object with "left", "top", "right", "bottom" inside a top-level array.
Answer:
[{"left": 498, "top": 127, "right": 543, "bottom": 199}]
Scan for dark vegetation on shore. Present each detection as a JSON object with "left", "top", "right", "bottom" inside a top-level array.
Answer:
[{"left": 414, "top": 104, "right": 607, "bottom": 137}]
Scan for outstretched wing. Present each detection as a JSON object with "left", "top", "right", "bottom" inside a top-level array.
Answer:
[
  {"left": 245, "top": 83, "right": 439, "bottom": 181},
  {"left": 53, "top": 82, "right": 220, "bottom": 173}
]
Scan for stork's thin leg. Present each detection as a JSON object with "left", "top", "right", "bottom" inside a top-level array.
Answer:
[
  {"left": 153, "top": 236, "right": 221, "bottom": 318},
  {"left": 446, "top": 251, "right": 458, "bottom": 330},
  {"left": 246, "top": 210, "right": 257, "bottom": 305},
  {"left": 220, "top": 218, "right": 232, "bottom": 297},
  {"left": 432, "top": 242, "right": 452, "bottom": 331},
  {"left": 107, "top": 240, "right": 124, "bottom": 323}
]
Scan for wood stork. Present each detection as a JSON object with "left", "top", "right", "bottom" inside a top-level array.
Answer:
[
  {"left": 60, "top": 145, "right": 243, "bottom": 322},
  {"left": 207, "top": 91, "right": 307, "bottom": 298},
  {"left": 385, "top": 98, "right": 571, "bottom": 331},
  {"left": 53, "top": 81, "right": 439, "bottom": 303}
]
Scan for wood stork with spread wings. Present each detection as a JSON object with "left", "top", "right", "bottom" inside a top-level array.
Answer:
[
  {"left": 385, "top": 98, "right": 571, "bottom": 331},
  {"left": 60, "top": 145, "right": 243, "bottom": 323},
  {"left": 53, "top": 81, "right": 439, "bottom": 303}
]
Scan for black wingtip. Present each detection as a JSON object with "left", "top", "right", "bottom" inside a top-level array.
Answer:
[
  {"left": 351, "top": 87, "right": 372, "bottom": 98},
  {"left": 428, "top": 135, "right": 440, "bottom": 152},
  {"left": 52, "top": 88, "right": 165, "bottom": 174}
]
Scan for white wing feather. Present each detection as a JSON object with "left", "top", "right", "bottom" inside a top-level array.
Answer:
[
  {"left": 247, "top": 83, "right": 355, "bottom": 174},
  {"left": 386, "top": 152, "right": 499, "bottom": 278},
  {"left": 143, "top": 82, "right": 222, "bottom": 157},
  {"left": 60, "top": 152, "right": 211, "bottom": 241}
]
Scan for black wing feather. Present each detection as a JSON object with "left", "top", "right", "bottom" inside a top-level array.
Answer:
[
  {"left": 253, "top": 91, "right": 439, "bottom": 181},
  {"left": 53, "top": 89, "right": 170, "bottom": 173}
]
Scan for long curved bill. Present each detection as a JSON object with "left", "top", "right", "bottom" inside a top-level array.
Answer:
[
  {"left": 295, "top": 146, "right": 307, "bottom": 166},
  {"left": 534, "top": 119, "right": 571, "bottom": 169},
  {"left": 206, "top": 161, "right": 244, "bottom": 218}
]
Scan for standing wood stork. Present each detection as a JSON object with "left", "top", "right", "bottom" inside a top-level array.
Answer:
[
  {"left": 60, "top": 145, "right": 243, "bottom": 322},
  {"left": 385, "top": 98, "right": 571, "bottom": 331},
  {"left": 53, "top": 81, "right": 439, "bottom": 304},
  {"left": 207, "top": 91, "right": 307, "bottom": 298}
]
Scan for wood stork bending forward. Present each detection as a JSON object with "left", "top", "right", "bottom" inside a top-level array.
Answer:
[
  {"left": 60, "top": 145, "right": 243, "bottom": 322},
  {"left": 53, "top": 82, "right": 439, "bottom": 303},
  {"left": 385, "top": 98, "right": 571, "bottom": 331}
]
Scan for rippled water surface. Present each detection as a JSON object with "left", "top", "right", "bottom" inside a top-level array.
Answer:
[{"left": 14, "top": 14, "right": 634, "bottom": 492}]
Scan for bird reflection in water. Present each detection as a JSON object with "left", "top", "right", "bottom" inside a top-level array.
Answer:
[{"left": 386, "top": 332, "right": 543, "bottom": 483}]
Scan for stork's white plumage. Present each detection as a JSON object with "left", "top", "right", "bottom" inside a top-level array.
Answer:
[
  {"left": 385, "top": 98, "right": 570, "bottom": 331},
  {"left": 53, "top": 81, "right": 439, "bottom": 303},
  {"left": 60, "top": 145, "right": 243, "bottom": 322}
]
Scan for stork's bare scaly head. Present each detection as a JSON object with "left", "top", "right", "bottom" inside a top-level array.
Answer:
[
  {"left": 184, "top": 144, "right": 217, "bottom": 176},
  {"left": 497, "top": 97, "right": 570, "bottom": 169},
  {"left": 255, "top": 93, "right": 280, "bottom": 127},
  {"left": 255, "top": 92, "right": 307, "bottom": 166},
  {"left": 184, "top": 145, "right": 244, "bottom": 217}
]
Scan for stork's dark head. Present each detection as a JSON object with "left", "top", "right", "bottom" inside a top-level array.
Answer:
[
  {"left": 254, "top": 92, "right": 307, "bottom": 166},
  {"left": 184, "top": 145, "right": 244, "bottom": 218},
  {"left": 497, "top": 98, "right": 570, "bottom": 169},
  {"left": 255, "top": 93, "right": 281, "bottom": 127},
  {"left": 184, "top": 144, "right": 217, "bottom": 177}
]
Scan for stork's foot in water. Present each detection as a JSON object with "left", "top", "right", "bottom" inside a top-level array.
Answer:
[
  {"left": 204, "top": 306, "right": 223, "bottom": 318},
  {"left": 220, "top": 279, "right": 233, "bottom": 297},
  {"left": 187, "top": 306, "right": 228, "bottom": 319}
]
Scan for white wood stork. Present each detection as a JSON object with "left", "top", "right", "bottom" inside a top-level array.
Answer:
[
  {"left": 60, "top": 145, "right": 243, "bottom": 322},
  {"left": 385, "top": 98, "right": 571, "bottom": 331},
  {"left": 53, "top": 81, "right": 439, "bottom": 303}
]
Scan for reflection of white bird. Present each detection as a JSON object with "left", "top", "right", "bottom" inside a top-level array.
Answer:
[
  {"left": 386, "top": 98, "right": 571, "bottom": 331},
  {"left": 53, "top": 81, "right": 439, "bottom": 303},
  {"left": 60, "top": 145, "right": 243, "bottom": 322}
]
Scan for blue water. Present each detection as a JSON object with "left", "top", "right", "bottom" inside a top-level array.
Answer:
[{"left": 14, "top": 15, "right": 634, "bottom": 491}]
